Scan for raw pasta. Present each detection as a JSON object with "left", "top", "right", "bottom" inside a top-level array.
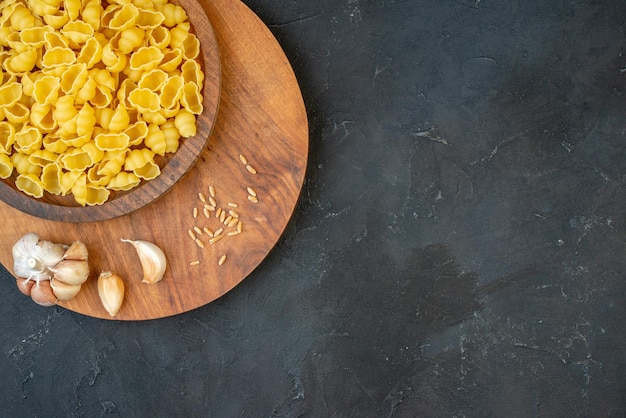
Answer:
[{"left": 0, "top": 0, "right": 205, "bottom": 205}]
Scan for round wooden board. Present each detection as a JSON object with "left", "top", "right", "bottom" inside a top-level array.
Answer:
[{"left": 0, "top": 0, "right": 309, "bottom": 320}]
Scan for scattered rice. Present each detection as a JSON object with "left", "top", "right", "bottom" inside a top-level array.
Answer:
[
  {"left": 248, "top": 195, "right": 258, "bottom": 203},
  {"left": 245, "top": 165, "right": 257, "bottom": 174},
  {"left": 188, "top": 229, "right": 196, "bottom": 240},
  {"left": 195, "top": 238, "right": 205, "bottom": 248},
  {"left": 218, "top": 255, "right": 227, "bottom": 266},
  {"left": 189, "top": 260, "right": 200, "bottom": 266},
  {"left": 209, "top": 185, "right": 216, "bottom": 197},
  {"left": 239, "top": 154, "right": 248, "bottom": 165},
  {"left": 198, "top": 192, "right": 206, "bottom": 203}
]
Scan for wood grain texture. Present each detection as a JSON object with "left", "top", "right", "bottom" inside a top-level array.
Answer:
[
  {"left": 0, "top": 0, "right": 221, "bottom": 223},
  {"left": 0, "top": 0, "right": 309, "bottom": 320}
]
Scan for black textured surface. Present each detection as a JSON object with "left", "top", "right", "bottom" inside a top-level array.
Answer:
[{"left": 2, "top": 0, "right": 625, "bottom": 416}]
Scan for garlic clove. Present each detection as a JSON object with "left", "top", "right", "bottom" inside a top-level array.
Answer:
[
  {"left": 121, "top": 239, "right": 167, "bottom": 284},
  {"left": 33, "top": 238, "right": 66, "bottom": 268},
  {"left": 16, "top": 278, "right": 34, "bottom": 296},
  {"left": 62, "top": 241, "right": 88, "bottom": 261},
  {"left": 50, "top": 277, "right": 82, "bottom": 301},
  {"left": 30, "top": 280, "right": 58, "bottom": 307},
  {"left": 50, "top": 259, "right": 90, "bottom": 286},
  {"left": 97, "top": 271, "right": 125, "bottom": 317}
]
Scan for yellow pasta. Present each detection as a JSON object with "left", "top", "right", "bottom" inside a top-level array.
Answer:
[
  {"left": 14, "top": 125, "right": 43, "bottom": 154},
  {"left": 76, "top": 37, "right": 103, "bottom": 68},
  {"left": 5, "top": 102, "right": 30, "bottom": 124},
  {"left": 60, "top": 147, "right": 93, "bottom": 171},
  {"left": 158, "top": 48, "right": 182, "bottom": 72},
  {"left": 32, "top": 75, "right": 60, "bottom": 106},
  {"left": 108, "top": 3, "right": 139, "bottom": 31},
  {"left": 4, "top": 48, "right": 37, "bottom": 74},
  {"left": 60, "top": 170, "right": 82, "bottom": 195},
  {"left": 81, "top": 141, "right": 104, "bottom": 164},
  {"left": 134, "top": 159, "right": 160, "bottom": 180},
  {"left": 42, "top": 133, "right": 68, "bottom": 154},
  {"left": 20, "top": 26, "right": 53, "bottom": 48},
  {"left": 159, "top": 74, "right": 183, "bottom": 109},
  {"left": 94, "top": 132, "right": 130, "bottom": 151},
  {"left": 76, "top": 103, "right": 96, "bottom": 136},
  {"left": 181, "top": 82, "right": 203, "bottom": 115},
  {"left": 174, "top": 109, "right": 196, "bottom": 138},
  {"left": 41, "top": 162, "right": 63, "bottom": 195},
  {"left": 52, "top": 95, "right": 78, "bottom": 124},
  {"left": 27, "top": 149, "right": 58, "bottom": 167},
  {"left": 16, "top": 173, "right": 45, "bottom": 198},
  {"left": 124, "top": 148, "right": 154, "bottom": 171},
  {"left": 0, "top": 0, "right": 205, "bottom": 205},
  {"left": 129, "top": 46, "right": 163, "bottom": 72},
  {"left": 42, "top": 46, "right": 76, "bottom": 68},
  {"left": 0, "top": 153, "right": 13, "bottom": 178},
  {"left": 139, "top": 69, "right": 168, "bottom": 91},
  {"left": 144, "top": 123, "right": 166, "bottom": 155},
  {"left": 81, "top": 0, "right": 102, "bottom": 31},
  {"left": 148, "top": 24, "right": 170, "bottom": 49},
  {"left": 0, "top": 121, "right": 15, "bottom": 154},
  {"left": 128, "top": 88, "right": 160, "bottom": 112},
  {"left": 161, "top": 120, "right": 180, "bottom": 153},
  {"left": 0, "top": 81, "right": 22, "bottom": 107},
  {"left": 107, "top": 171, "right": 140, "bottom": 191},
  {"left": 124, "top": 121, "right": 149, "bottom": 146},
  {"left": 117, "top": 27, "right": 145, "bottom": 54},
  {"left": 85, "top": 184, "right": 110, "bottom": 205},
  {"left": 181, "top": 33, "right": 200, "bottom": 60},
  {"left": 161, "top": 4, "right": 187, "bottom": 28}
]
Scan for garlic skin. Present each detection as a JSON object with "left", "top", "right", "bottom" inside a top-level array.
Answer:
[
  {"left": 97, "top": 271, "right": 125, "bottom": 317},
  {"left": 11, "top": 233, "right": 90, "bottom": 306},
  {"left": 121, "top": 239, "right": 167, "bottom": 284}
]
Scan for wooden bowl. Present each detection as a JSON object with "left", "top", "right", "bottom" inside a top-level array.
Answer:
[{"left": 0, "top": 0, "right": 220, "bottom": 223}]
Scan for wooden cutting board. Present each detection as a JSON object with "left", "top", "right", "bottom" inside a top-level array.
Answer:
[{"left": 0, "top": 0, "right": 309, "bottom": 320}]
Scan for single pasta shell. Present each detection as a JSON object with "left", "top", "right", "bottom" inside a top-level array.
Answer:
[
  {"left": 50, "top": 277, "right": 82, "bottom": 301},
  {"left": 97, "top": 271, "right": 125, "bottom": 317}
]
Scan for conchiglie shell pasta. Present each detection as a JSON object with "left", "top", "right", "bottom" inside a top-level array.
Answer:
[
  {"left": 137, "top": 9, "right": 165, "bottom": 29},
  {"left": 0, "top": 122, "right": 15, "bottom": 153},
  {"left": 60, "top": 147, "right": 93, "bottom": 172},
  {"left": 16, "top": 173, "right": 45, "bottom": 198},
  {"left": 5, "top": 48, "right": 37, "bottom": 74},
  {"left": 32, "top": 75, "right": 61, "bottom": 106},
  {"left": 27, "top": 149, "right": 57, "bottom": 167},
  {"left": 158, "top": 48, "right": 182, "bottom": 72},
  {"left": 148, "top": 25, "right": 170, "bottom": 49},
  {"left": 134, "top": 159, "right": 160, "bottom": 180},
  {"left": 0, "top": 0, "right": 205, "bottom": 206},
  {"left": 94, "top": 132, "right": 130, "bottom": 152},
  {"left": 42, "top": 46, "right": 76, "bottom": 68},
  {"left": 0, "top": 81, "right": 22, "bottom": 107},
  {"left": 20, "top": 26, "right": 53, "bottom": 47},
  {"left": 124, "top": 121, "right": 149, "bottom": 146},
  {"left": 144, "top": 123, "right": 166, "bottom": 155},
  {"left": 109, "top": 3, "right": 139, "bottom": 31},
  {"left": 0, "top": 153, "right": 13, "bottom": 178},
  {"left": 107, "top": 171, "right": 140, "bottom": 191},
  {"left": 85, "top": 184, "right": 110, "bottom": 205},
  {"left": 128, "top": 88, "right": 160, "bottom": 112},
  {"left": 76, "top": 37, "right": 103, "bottom": 68},
  {"left": 138, "top": 69, "right": 168, "bottom": 91},
  {"left": 129, "top": 46, "right": 163, "bottom": 72},
  {"left": 159, "top": 75, "right": 183, "bottom": 109},
  {"left": 41, "top": 162, "right": 63, "bottom": 194},
  {"left": 124, "top": 148, "right": 154, "bottom": 171},
  {"left": 181, "top": 82, "right": 203, "bottom": 115}
]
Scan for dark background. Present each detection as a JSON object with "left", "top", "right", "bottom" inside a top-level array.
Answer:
[{"left": 1, "top": 0, "right": 625, "bottom": 416}]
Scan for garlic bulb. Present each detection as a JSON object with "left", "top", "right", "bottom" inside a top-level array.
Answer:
[
  {"left": 97, "top": 271, "right": 125, "bottom": 317},
  {"left": 11, "top": 233, "right": 90, "bottom": 306},
  {"left": 121, "top": 239, "right": 167, "bottom": 284}
]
